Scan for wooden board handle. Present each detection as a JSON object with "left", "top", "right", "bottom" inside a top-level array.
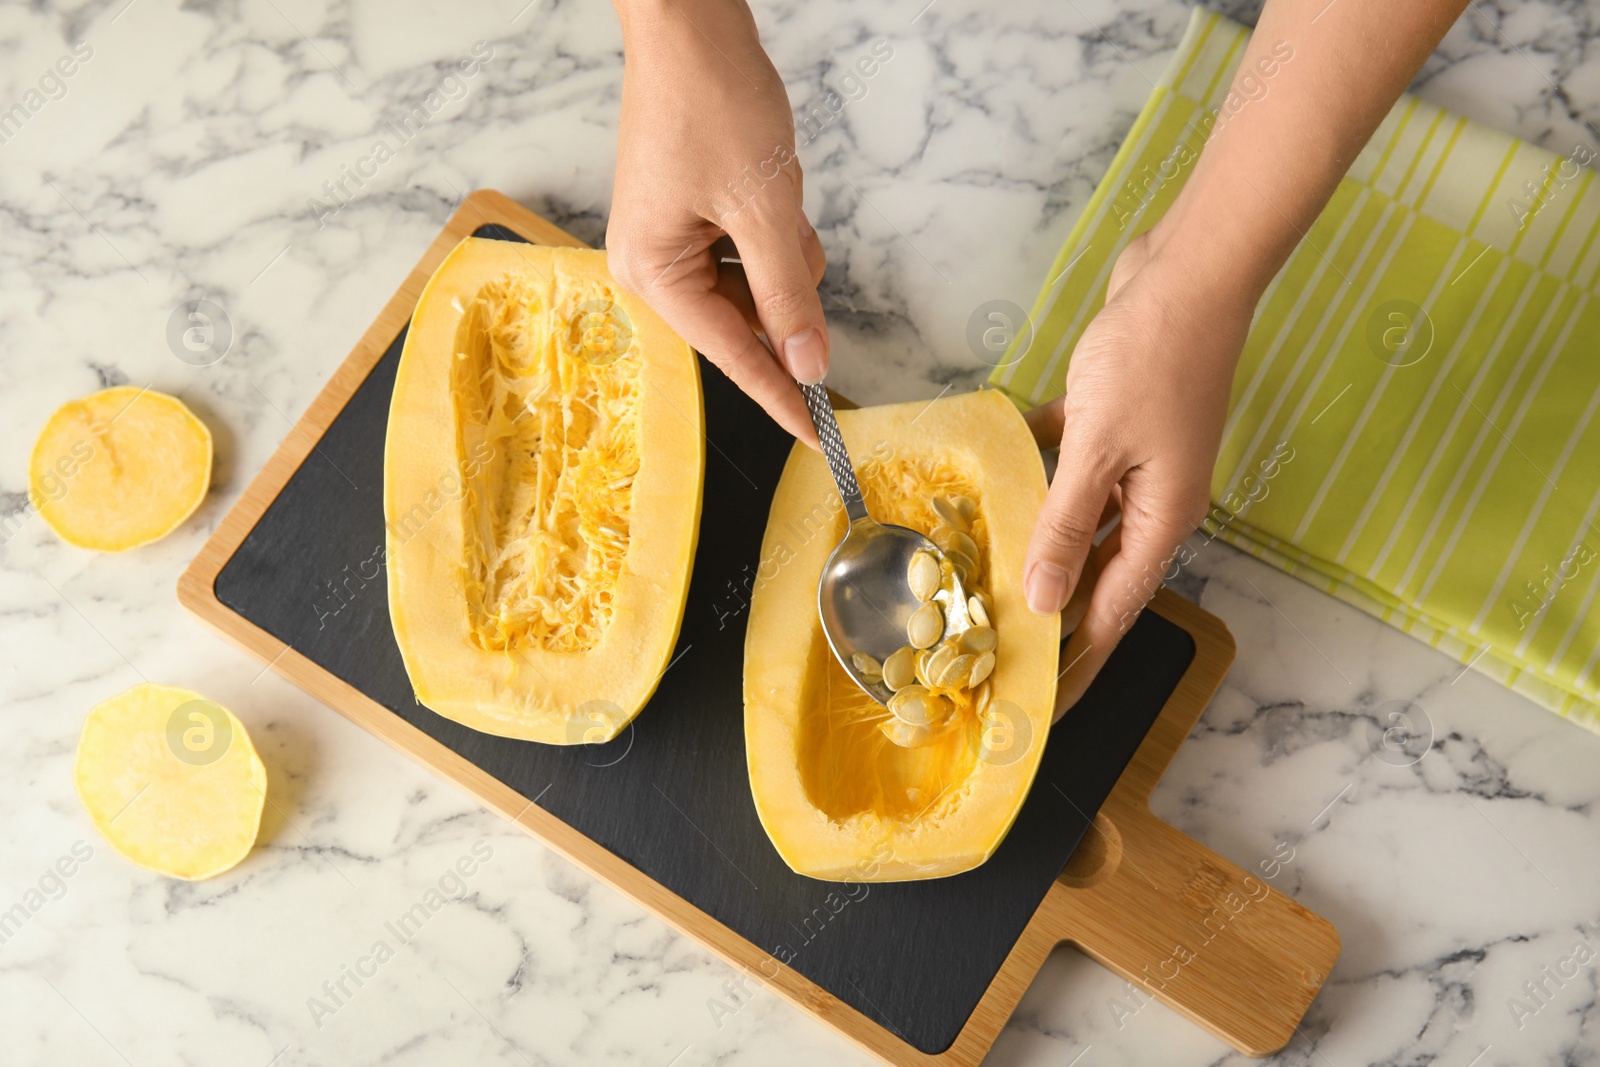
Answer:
[{"left": 1038, "top": 797, "right": 1339, "bottom": 1056}]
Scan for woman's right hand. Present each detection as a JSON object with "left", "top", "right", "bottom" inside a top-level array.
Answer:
[{"left": 607, "top": 0, "right": 828, "bottom": 444}]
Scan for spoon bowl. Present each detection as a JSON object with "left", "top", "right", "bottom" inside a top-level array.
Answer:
[
  {"left": 799, "top": 383, "right": 969, "bottom": 707},
  {"left": 819, "top": 520, "right": 970, "bottom": 705}
]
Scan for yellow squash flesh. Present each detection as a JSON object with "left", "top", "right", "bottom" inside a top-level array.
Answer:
[
  {"left": 74, "top": 684, "right": 266, "bottom": 881},
  {"left": 745, "top": 390, "right": 1059, "bottom": 880},
  {"left": 385, "top": 238, "right": 705, "bottom": 743},
  {"left": 30, "top": 387, "right": 212, "bottom": 551}
]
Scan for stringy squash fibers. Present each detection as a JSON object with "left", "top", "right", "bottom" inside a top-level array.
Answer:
[
  {"left": 746, "top": 390, "right": 1059, "bottom": 881},
  {"left": 386, "top": 238, "right": 704, "bottom": 743}
]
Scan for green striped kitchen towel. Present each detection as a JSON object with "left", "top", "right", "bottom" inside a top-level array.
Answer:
[{"left": 991, "top": 6, "right": 1600, "bottom": 732}]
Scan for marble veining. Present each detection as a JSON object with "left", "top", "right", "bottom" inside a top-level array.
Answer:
[{"left": 2, "top": 0, "right": 1599, "bottom": 1064}]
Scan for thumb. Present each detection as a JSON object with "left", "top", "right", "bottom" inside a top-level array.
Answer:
[
  {"left": 725, "top": 196, "right": 830, "bottom": 384},
  {"left": 1023, "top": 414, "right": 1122, "bottom": 616}
]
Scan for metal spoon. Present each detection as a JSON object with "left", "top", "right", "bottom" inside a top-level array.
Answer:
[{"left": 799, "top": 382, "right": 969, "bottom": 706}]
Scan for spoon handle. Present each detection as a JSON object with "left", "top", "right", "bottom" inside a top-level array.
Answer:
[{"left": 799, "top": 382, "right": 868, "bottom": 523}]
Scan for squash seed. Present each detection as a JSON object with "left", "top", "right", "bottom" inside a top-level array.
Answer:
[
  {"left": 946, "top": 547, "right": 978, "bottom": 582},
  {"left": 940, "top": 528, "right": 980, "bottom": 564},
  {"left": 937, "top": 653, "right": 976, "bottom": 689},
  {"left": 851, "top": 652, "right": 882, "bottom": 675},
  {"left": 967, "top": 594, "right": 991, "bottom": 628},
  {"left": 972, "top": 679, "right": 993, "bottom": 718},
  {"left": 907, "top": 550, "right": 941, "bottom": 602},
  {"left": 959, "top": 625, "right": 997, "bottom": 655},
  {"left": 907, "top": 602, "right": 944, "bottom": 649},
  {"left": 889, "top": 685, "right": 935, "bottom": 726},
  {"left": 952, "top": 495, "right": 977, "bottom": 523},
  {"left": 924, "top": 644, "right": 958, "bottom": 688},
  {"left": 931, "top": 495, "right": 968, "bottom": 532},
  {"left": 968, "top": 650, "right": 996, "bottom": 688},
  {"left": 882, "top": 647, "right": 917, "bottom": 691},
  {"left": 926, "top": 692, "right": 956, "bottom": 726},
  {"left": 881, "top": 717, "right": 934, "bottom": 748}
]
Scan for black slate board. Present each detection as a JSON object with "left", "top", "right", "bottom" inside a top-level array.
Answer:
[{"left": 213, "top": 225, "right": 1196, "bottom": 1054}]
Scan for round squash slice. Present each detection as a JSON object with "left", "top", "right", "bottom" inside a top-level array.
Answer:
[
  {"left": 74, "top": 683, "right": 267, "bottom": 880},
  {"left": 745, "top": 389, "right": 1059, "bottom": 881},
  {"left": 385, "top": 239, "right": 705, "bottom": 743},
  {"left": 30, "top": 386, "right": 212, "bottom": 551}
]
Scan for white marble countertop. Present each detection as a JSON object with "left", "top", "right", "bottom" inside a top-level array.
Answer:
[{"left": 4, "top": 0, "right": 1600, "bottom": 1064}]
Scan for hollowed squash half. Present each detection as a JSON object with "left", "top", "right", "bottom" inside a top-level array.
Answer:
[
  {"left": 385, "top": 239, "right": 704, "bottom": 743},
  {"left": 745, "top": 390, "right": 1059, "bottom": 880}
]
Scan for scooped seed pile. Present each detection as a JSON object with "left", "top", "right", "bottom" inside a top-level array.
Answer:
[{"left": 849, "top": 493, "right": 1000, "bottom": 749}]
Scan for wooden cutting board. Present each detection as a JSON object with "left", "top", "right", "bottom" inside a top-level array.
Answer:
[{"left": 178, "top": 190, "right": 1338, "bottom": 1064}]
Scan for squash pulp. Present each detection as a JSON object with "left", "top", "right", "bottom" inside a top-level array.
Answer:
[{"left": 30, "top": 386, "right": 212, "bottom": 551}]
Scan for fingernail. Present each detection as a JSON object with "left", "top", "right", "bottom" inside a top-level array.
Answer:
[
  {"left": 1026, "top": 561, "right": 1070, "bottom": 615},
  {"left": 783, "top": 327, "right": 827, "bottom": 384}
]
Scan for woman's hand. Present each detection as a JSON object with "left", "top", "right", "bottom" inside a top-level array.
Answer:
[
  {"left": 1023, "top": 0, "right": 1468, "bottom": 715},
  {"left": 1024, "top": 228, "right": 1253, "bottom": 718},
  {"left": 607, "top": 0, "right": 827, "bottom": 444}
]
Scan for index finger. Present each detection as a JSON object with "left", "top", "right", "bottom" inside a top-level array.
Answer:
[
  {"left": 611, "top": 238, "right": 818, "bottom": 445},
  {"left": 652, "top": 282, "right": 817, "bottom": 445}
]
